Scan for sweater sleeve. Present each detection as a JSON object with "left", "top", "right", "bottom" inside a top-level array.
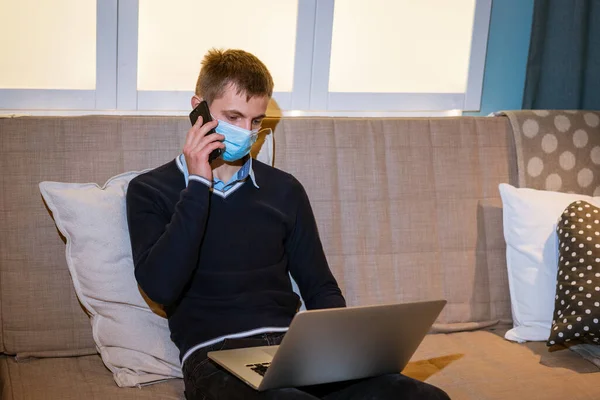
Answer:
[
  {"left": 126, "top": 178, "right": 211, "bottom": 306},
  {"left": 285, "top": 180, "right": 346, "bottom": 310}
]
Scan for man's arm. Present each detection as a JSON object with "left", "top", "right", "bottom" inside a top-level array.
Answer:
[
  {"left": 285, "top": 179, "right": 346, "bottom": 309},
  {"left": 127, "top": 115, "right": 224, "bottom": 306},
  {"left": 126, "top": 179, "right": 211, "bottom": 306}
]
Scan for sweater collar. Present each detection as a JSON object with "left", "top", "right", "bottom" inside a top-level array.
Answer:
[{"left": 175, "top": 154, "right": 259, "bottom": 190}]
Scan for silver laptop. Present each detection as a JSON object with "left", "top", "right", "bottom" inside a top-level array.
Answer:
[{"left": 208, "top": 299, "right": 446, "bottom": 391}]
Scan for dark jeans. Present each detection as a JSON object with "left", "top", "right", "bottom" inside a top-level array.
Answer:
[{"left": 182, "top": 333, "right": 450, "bottom": 400}]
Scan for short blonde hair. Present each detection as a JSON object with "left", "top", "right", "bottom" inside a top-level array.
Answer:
[{"left": 195, "top": 48, "right": 274, "bottom": 104}]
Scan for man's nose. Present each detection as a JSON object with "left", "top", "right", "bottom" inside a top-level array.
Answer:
[{"left": 240, "top": 119, "right": 253, "bottom": 131}]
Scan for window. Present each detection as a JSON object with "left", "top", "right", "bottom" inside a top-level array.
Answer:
[
  {"left": 135, "top": 0, "right": 299, "bottom": 110},
  {"left": 0, "top": 0, "right": 96, "bottom": 90},
  {"left": 0, "top": 0, "right": 116, "bottom": 109},
  {"left": 0, "top": 0, "right": 491, "bottom": 115},
  {"left": 326, "top": 0, "right": 476, "bottom": 111}
]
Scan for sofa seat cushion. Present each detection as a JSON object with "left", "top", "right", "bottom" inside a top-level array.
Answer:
[
  {"left": 0, "top": 355, "right": 184, "bottom": 400},
  {"left": 2, "top": 328, "right": 600, "bottom": 400},
  {"left": 408, "top": 327, "right": 600, "bottom": 400}
]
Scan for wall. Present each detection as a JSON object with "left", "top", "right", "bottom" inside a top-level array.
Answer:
[{"left": 466, "top": 0, "right": 534, "bottom": 116}]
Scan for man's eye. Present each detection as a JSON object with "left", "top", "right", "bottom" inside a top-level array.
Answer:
[
  {"left": 227, "top": 115, "right": 238, "bottom": 121},
  {"left": 252, "top": 119, "right": 263, "bottom": 126}
]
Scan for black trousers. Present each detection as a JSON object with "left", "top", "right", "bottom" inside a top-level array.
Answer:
[{"left": 182, "top": 333, "right": 450, "bottom": 400}]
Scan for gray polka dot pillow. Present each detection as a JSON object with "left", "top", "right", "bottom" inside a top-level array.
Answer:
[{"left": 548, "top": 200, "right": 600, "bottom": 346}]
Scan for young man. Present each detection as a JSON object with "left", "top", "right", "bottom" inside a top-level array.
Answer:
[{"left": 126, "top": 49, "right": 450, "bottom": 400}]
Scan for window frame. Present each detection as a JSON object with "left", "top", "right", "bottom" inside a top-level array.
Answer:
[{"left": 0, "top": 0, "right": 492, "bottom": 116}]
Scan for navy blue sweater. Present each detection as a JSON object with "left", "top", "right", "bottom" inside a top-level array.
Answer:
[{"left": 126, "top": 159, "right": 346, "bottom": 360}]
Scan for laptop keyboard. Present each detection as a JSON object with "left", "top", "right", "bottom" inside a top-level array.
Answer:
[{"left": 245, "top": 362, "right": 271, "bottom": 376}]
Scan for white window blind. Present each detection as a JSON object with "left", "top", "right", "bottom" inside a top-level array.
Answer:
[
  {"left": 0, "top": 0, "right": 491, "bottom": 115},
  {"left": 0, "top": 0, "right": 97, "bottom": 90}
]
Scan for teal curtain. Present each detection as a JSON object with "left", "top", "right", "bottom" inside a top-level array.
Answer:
[{"left": 523, "top": 0, "right": 600, "bottom": 109}]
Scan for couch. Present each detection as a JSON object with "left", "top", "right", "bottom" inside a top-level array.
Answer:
[{"left": 0, "top": 115, "right": 599, "bottom": 399}]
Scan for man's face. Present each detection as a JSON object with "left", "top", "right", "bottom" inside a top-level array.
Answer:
[{"left": 192, "top": 84, "right": 269, "bottom": 131}]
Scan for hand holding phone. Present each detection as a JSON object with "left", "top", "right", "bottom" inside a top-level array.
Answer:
[
  {"left": 189, "top": 101, "right": 223, "bottom": 163},
  {"left": 183, "top": 101, "right": 225, "bottom": 181}
]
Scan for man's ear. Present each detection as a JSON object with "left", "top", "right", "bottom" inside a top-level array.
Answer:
[{"left": 191, "top": 95, "right": 202, "bottom": 109}]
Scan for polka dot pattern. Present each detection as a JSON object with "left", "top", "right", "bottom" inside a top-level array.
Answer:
[
  {"left": 585, "top": 113, "right": 600, "bottom": 128},
  {"left": 578, "top": 168, "right": 594, "bottom": 188},
  {"left": 573, "top": 129, "right": 589, "bottom": 148},
  {"left": 548, "top": 201, "right": 600, "bottom": 346},
  {"left": 559, "top": 151, "right": 576, "bottom": 170},
  {"left": 523, "top": 119, "right": 539, "bottom": 138},
  {"left": 591, "top": 146, "right": 600, "bottom": 165},
  {"left": 555, "top": 115, "right": 571, "bottom": 132},
  {"left": 515, "top": 111, "right": 600, "bottom": 195},
  {"left": 533, "top": 110, "right": 550, "bottom": 117},
  {"left": 542, "top": 133, "right": 558, "bottom": 153},
  {"left": 527, "top": 157, "right": 544, "bottom": 177},
  {"left": 545, "top": 173, "right": 562, "bottom": 191}
]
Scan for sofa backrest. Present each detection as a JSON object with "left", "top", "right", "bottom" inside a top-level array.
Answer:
[{"left": 0, "top": 115, "right": 516, "bottom": 357}]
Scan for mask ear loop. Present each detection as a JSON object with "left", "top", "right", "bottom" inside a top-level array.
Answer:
[
  {"left": 256, "top": 127, "right": 273, "bottom": 136},
  {"left": 251, "top": 127, "right": 271, "bottom": 140},
  {"left": 250, "top": 128, "right": 274, "bottom": 164}
]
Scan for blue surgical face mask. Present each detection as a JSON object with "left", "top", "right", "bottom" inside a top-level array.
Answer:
[{"left": 214, "top": 119, "right": 259, "bottom": 162}]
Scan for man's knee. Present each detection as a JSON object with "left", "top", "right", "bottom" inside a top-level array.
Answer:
[
  {"left": 382, "top": 374, "right": 451, "bottom": 400},
  {"left": 264, "top": 387, "right": 319, "bottom": 399}
]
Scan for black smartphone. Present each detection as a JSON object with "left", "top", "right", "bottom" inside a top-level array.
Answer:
[{"left": 189, "top": 100, "right": 222, "bottom": 162}]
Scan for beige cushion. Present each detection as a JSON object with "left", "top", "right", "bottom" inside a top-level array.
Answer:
[
  {"left": 3, "top": 329, "right": 600, "bottom": 400},
  {"left": 407, "top": 328, "right": 600, "bottom": 400},
  {"left": 0, "top": 115, "right": 514, "bottom": 357},
  {"left": 0, "top": 355, "right": 184, "bottom": 400},
  {"left": 0, "top": 116, "right": 134, "bottom": 356},
  {"left": 272, "top": 117, "right": 515, "bottom": 327}
]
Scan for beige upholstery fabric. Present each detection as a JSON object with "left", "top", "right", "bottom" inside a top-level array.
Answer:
[
  {"left": 272, "top": 117, "right": 516, "bottom": 326},
  {"left": 498, "top": 110, "right": 600, "bottom": 194},
  {"left": 4, "top": 115, "right": 599, "bottom": 399},
  {"left": 0, "top": 116, "right": 186, "bottom": 356},
  {"left": 0, "top": 116, "right": 515, "bottom": 357},
  {"left": 0, "top": 355, "right": 183, "bottom": 399},
  {"left": 2, "top": 329, "right": 599, "bottom": 400},
  {"left": 407, "top": 327, "right": 600, "bottom": 400}
]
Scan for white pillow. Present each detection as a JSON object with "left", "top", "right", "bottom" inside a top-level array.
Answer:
[
  {"left": 40, "top": 170, "right": 183, "bottom": 387},
  {"left": 499, "top": 183, "right": 600, "bottom": 342}
]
